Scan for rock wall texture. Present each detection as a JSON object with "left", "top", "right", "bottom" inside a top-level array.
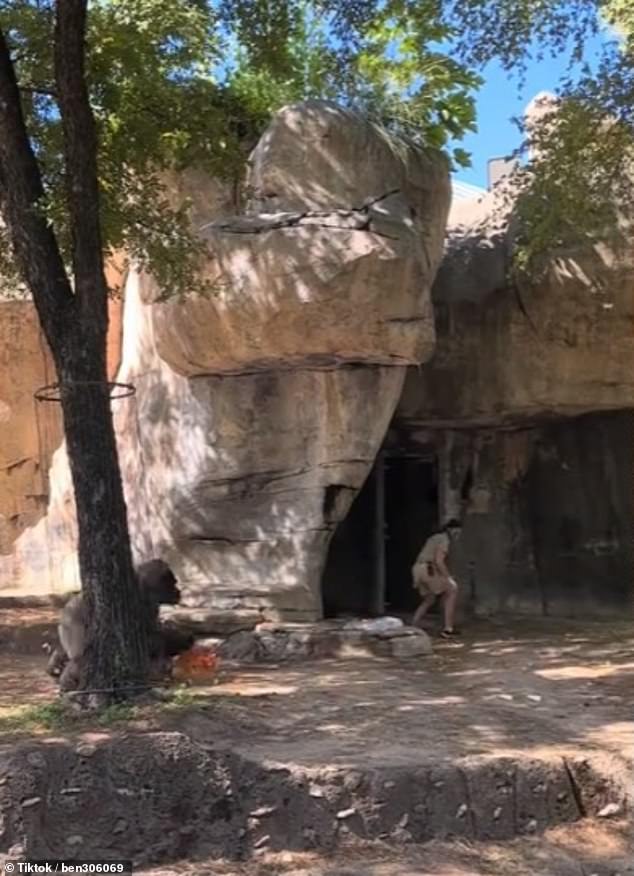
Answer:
[
  {"left": 382, "top": 412, "right": 633, "bottom": 619},
  {"left": 150, "top": 102, "right": 448, "bottom": 376},
  {"left": 115, "top": 272, "right": 409, "bottom": 621},
  {"left": 0, "top": 290, "right": 123, "bottom": 595},
  {"left": 397, "top": 185, "right": 634, "bottom": 427},
  {"left": 1, "top": 101, "right": 450, "bottom": 620},
  {"left": 428, "top": 413, "right": 634, "bottom": 618},
  {"left": 0, "top": 303, "right": 57, "bottom": 566},
  {"left": 390, "top": 168, "right": 634, "bottom": 618}
]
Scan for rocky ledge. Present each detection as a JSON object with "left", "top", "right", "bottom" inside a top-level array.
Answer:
[{"left": 208, "top": 617, "right": 433, "bottom": 664}]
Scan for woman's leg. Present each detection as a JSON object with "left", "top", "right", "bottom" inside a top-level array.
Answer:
[
  {"left": 441, "top": 578, "right": 459, "bottom": 633},
  {"left": 413, "top": 592, "right": 436, "bottom": 627}
]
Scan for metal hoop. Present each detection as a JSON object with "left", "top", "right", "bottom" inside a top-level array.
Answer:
[{"left": 34, "top": 381, "right": 136, "bottom": 403}]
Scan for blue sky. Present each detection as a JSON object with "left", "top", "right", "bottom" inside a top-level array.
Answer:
[{"left": 455, "top": 32, "right": 611, "bottom": 189}]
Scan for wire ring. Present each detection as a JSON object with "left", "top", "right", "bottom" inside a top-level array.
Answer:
[{"left": 34, "top": 381, "right": 136, "bottom": 403}]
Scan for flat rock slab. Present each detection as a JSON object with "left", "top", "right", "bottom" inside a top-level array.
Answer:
[{"left": 212, "top": 619, "right": 433, "bottom": 664}]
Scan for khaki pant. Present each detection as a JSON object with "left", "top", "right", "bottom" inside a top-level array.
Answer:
[{"left": 412, "top": 562, "right": 452, "bottom": 597}]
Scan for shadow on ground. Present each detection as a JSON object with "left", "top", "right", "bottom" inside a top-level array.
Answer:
[
  {"left": 0, "top": 616, "right": 632, "bottom": 767},
  {"left": 0, "top": 616, "right": 631, "bottom": 874},
  {"left": 170, "top": 617, "right": 634, "bottom": 771}
]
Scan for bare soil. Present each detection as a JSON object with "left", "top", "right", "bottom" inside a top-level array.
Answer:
[
  {"left": 0, "top": 616, "right": 631, "bottom": 873},
  {"left": 139, "top": 819, "right": 634, "bottom": 876},
  {"left": 0, "top": 606, "right": 57, "bottom": 656},
  {"left": 176, "top": 616, "right": 634, "bottom": 769}
]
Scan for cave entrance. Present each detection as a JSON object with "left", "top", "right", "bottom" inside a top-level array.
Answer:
[
  {"left": 321, "top": 453, "right": 439, "bottom": 618},
  {"left": 384, "top": 455, "right": 439, "bottom": 615}
]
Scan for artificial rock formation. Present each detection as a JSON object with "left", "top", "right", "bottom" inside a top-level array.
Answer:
[
  {"left": 390, "top": 145, "right": 634, "bottom": 618},
  {"left": 1, "top": 101, "right": 450, "bottom": 622},
  {"left": 0, "top": 302, "right": 57, "bottom": 567},
  {"left": 150, "top": 101, "right": 447, "bottom": 376},
  {"left": 383, "top": 415, "right": 633, "bottom": 618},
  {"left": 0, "top": 290, "right": 124, "bottom": 596},
  {"left": 0, "top": 251, "right": 126, "bottom": 588},
  {"left": 397, "top": 184, "right": 634, "bottom": 427}
]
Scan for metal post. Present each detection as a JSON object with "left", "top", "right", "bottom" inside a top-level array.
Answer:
[{"left": 372, "top": 453, "right": 386, "bottom": 616}]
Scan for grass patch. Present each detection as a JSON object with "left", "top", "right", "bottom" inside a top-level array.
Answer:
[
  {"left": 0, "top": 699, "right": 144, "bottom": 734},
  {"left": 0, "top": 701, "right": 71, "bottom": 733},
  {"left": 95, "top": 702, "right": 139, "bottom": 726},
  {"left": 161, "top": 685, "right": 205, "bottom": 709},
  {"left": 0, "top": 685, "right": 213, "bottom": 736}
]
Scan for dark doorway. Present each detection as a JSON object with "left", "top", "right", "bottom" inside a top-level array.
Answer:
[
  {"left": 385, "top": 457, "right": 439, "bottom": 613},
  {"left": 321, "top": 454, "right": 439, "bottom": 618},
  {"left": 321, "top": 463, "right": 379, "bottom": 617}
]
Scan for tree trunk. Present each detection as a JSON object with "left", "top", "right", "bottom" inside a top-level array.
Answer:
[
  {"left": 52, "top": 0, "right": 149, "bottom": 700},
  {"left": 56, "top": 345, "right": 149, "bottom": 702},
  {"left": 0, "top": 8, "right": 149, "bottom": 705}
]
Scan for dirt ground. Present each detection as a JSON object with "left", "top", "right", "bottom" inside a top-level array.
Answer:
[
  {"left": 2, "top": 616, "right": 632, "bottom": 769},
  {"left": 0, "top": 615, "right": 632, "bottom": 874},
  {"left": 166, "top": 617, "right": 634, "bottom": 774},
  {"left": 145, "top": 616, "right": 634, "bottom": 874},
  {"left": 138, "top": 819, "right": 634, "bottom": 876}
]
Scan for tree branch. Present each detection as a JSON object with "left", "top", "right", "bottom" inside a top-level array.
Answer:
[
  {"left": 0, "top": 26, "right": 74, "bottom": 349},
  {"left": 54, "top": 0, "right": 107, "bottom": 339},
  {"left": 20, "top": 84, "right": 58, "bottom": 99}
]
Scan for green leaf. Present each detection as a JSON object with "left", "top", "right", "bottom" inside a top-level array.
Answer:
[{"left": 0, "top": 0, "right": 488, "bottom": 298}]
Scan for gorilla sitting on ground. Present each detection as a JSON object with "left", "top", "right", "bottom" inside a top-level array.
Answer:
[{"left": 47, "top": 558, "right": 194, "bottom": 691}]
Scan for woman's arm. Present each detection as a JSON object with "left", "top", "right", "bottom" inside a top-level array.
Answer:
[{"left": 433, "top": 543, "right": 450, "bottom": 579}]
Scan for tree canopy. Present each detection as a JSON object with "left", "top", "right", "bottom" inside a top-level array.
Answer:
[
  {"left": 443, "top": 0, "right": 634, "bottom": 276},
  {"left": 2, "top": 1, "right": 629, "bottom": 291},
  {"left": 0, "top": 0, "right": 483, "bottom": 299},
  {"left": 0, "top": 1, "right": 631, "bottom": 294}
]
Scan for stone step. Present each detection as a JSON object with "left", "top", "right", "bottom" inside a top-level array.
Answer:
[{"left": 210, "top": 619, "right": 433, "bottom": 663}]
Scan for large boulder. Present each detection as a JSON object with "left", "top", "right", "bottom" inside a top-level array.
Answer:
[
  {"left": 150, "top": 101, "right": 448, "bottom": 376},
  {"left": 2, "top": 101, "right": 450, "bottom": 620},
  {"left": 113, "top": 271, "right": 409, "bottom": 620}
]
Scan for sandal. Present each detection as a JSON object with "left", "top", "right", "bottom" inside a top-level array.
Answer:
[{"left": 440, "top": 628, "right": 461, "bottom": 639}]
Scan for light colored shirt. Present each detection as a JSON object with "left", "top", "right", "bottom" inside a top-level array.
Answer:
[{"left": 415, "top": 532, "right": 450, "bottom": 567}]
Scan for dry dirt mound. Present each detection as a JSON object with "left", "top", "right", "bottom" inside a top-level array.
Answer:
[
  {"left": 0, "top": 729, "right": 628, "bottom": 867},
  {"left": 138, "top": 819, "right": 634, "bottom": 875}
]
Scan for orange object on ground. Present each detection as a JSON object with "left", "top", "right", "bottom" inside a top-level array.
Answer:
[{"left": 172, "top": 645, "right": 220, "bottom": 682}]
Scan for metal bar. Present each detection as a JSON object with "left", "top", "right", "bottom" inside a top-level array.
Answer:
[{"left": 372, "top": 454, "right": 386, "bottom": 615}]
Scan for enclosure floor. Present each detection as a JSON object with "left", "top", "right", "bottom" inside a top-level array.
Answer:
[
  {"left": 0, "top": 616, "right": 631, "bottom": 874},
  {"left": 0, "top": 616, "right": 632, "bottom": 766},
  {"left": 169, "top": 617, "right": 633, "bottom": 773},
  {"left": 145, "top": 617, "right": 634, "bottom": 874}
]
